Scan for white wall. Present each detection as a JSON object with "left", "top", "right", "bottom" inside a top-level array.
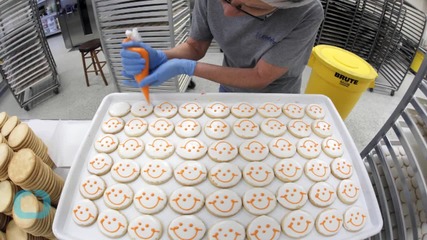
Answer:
[{"left": 405, "top": 0, "right": 427, "bottom": 46}]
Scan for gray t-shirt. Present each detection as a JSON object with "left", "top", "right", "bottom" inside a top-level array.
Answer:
[{"left": 190, "top": 0, "right": 324, "bottom": 93}]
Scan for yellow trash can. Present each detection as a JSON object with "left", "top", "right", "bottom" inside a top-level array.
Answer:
[
  {"left": 410, "top": 48, "right": 425, "bottom": 73},
  {"left": 305, "top": 45, "right": 378, "bottom": 119}
]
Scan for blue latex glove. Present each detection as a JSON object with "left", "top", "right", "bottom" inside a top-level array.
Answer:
[{"left": 136, "top": 59, "right": 196, "bottom": 87}]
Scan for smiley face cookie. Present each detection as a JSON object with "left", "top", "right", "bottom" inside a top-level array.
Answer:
[
  {"left": 231, "top": 102, "right": 256, "bottom": 118},
  {"left": 337, "top": 179, "right": 360, "bottom": 204},
  {"left": 281, "top": 210, "right": 314, "bottom": 238},
  {"left": 243, "top": 162, "right": 274, "bottom": 187},
  {"left": 79, "top": 175, "right": 106, "bottom": 200},
  {"left": 208, "top": 221, "right": 245, "bottom": 240},
  {"left": 174, "top": 161, "right": 207, "bottom": 186},
  {"left": 257, "top": 102, "right": 282, "bottom": 118},
  {"left": 322, "top": 137, "right": 344, "bottom": 158},
  {"left": 133, "top": 186, "right": 167, "bottom": 214},
  {"left": 145, "top": 137, "right": 175, "bottom": 159},
  {"left": 205, "top": 102, "right": 230, "bottom": 118},
  {"left": 297, "top": 138, "right": 321, "bottom": 159},
  {"left": 108, "top": 102, "right": 130, "bottom": 117},
  {"left": 343, "top": 206, "right": 367, "bottom": 232},
  {"left": 148, "top": 118, "right": 174, "bottom": 137},
  {"left": 87, "top": 153, "right": 113, "bottom": 176},
  {"left": 72, "top": 199, "right": 98, "bottom": 226},
  {"left": 288, "top": 119, "right": 312, "bottom": 138},
  {"left": 209, "top": 163, "right": 242, "bottom": 188},
  {"left": 140, "top": 160, "right": 173, "bottom": 184},
  {"left": 97, "top": 209, "right": 128, "bottom": 238},
  {"left": 124, "top": 118, "right": 148, "bottom": 137},
  {"left": 205, "top": 189, "right": 242, "bottom": 217},
  {"left": 208, "top": 140, "right": 238, "bottom": 162},
  {"left": 154, "top": 101, "right": 178, "bottom": 118},
  {"left": 233, "top": 119, "right": 259, "bottom": 139},
  {"left": 176, "top": 119, "right": 202, "bottom": 138},
  {"left": 315, "top": 209, "right": 343, "bottom": 236},
  {"left": 312, "top": 119, "right": 332, "bottom": 138},
  {"left": 274, "top": 159, "right": 303, "bottom": 182},
  {"left": 111, "top": 159, "right": 140, "bottom": 183},
  {"left": 304, "top": 159, "right": 331, "bottom": 182},
  {"left": 283, "top": 103, "right": 305, "bottom": 119},
  {"left": 239, "top": 140, "right": 269, "bottom": 162},
  {"left": 101, "top": 117, "right": 124, "bottom": 134},
  {"left": 176, "top": 138, "right": 207, "bottom": 160},
  {"left": 179, "top": 102, "right": 204, "bottom": 118},
  {"left": 103, "top": 184, "right": 133, "bottom": 210},
  {"left": 309, "top": 182, "right": 336, "bottom": 207},
  {"left": 277, "top": 183, "right": 308, "bottom": 210},
  {"left": 306, "top": 104, "right": 325, "bottom": 119},
  {"left": 331, "top": 158, "right": 353, "bottom": 179},
  {"left": 243, "top": 188, "right": 277, "bottom": 215},
  {"left": 247, "top": 215, "right": 281, "bottom": 240},
  {"left": 94, "top": 134, "right": 119, "bottom": 153},
  {"left": 260, "top": 118, "right": 287, "bottom": 137},
  {"left": 169, "top": 187, "right": 205, "bottom": 214},
  {"left": 128, "top": 215, "right": 162, "bottom": 240},
  {"left": 168, "top": 215, "right": 206, "bottom": 240},
  {"left": 117, "top": 138, "right": 144, "bottom": 159},
  {"left": 131, "top": 101, "right": 154, "bottom": 117},
  {"left": 268, "top": 137, "right": 296, "bottom": 158},
  {"left": 204, "top": 119, "right": 231, "bottom": 140}
]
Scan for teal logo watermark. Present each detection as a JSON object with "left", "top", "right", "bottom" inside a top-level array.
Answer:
[{"left": 14, "top": 190, "right": 51, "bottom": 219}]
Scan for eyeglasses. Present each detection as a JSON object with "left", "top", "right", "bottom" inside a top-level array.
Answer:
[{"left": 224, "top": 0, "right": 277, "bottom": 21}]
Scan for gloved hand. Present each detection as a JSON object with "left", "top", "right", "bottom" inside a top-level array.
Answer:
[{"left": 136, "top": 59, "right": 196, "bottom": 87}]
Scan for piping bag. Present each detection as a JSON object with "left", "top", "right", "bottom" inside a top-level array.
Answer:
[{"left": 123, "top": 28, "right": 150, "bottom": 104}]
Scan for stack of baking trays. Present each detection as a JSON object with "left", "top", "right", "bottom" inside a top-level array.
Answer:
[
  {"left": 0, "top": 0, "right": 60, "bottom": 111},
  {"left": 92, "top": 0, "right": 192, "bottom": 93}
]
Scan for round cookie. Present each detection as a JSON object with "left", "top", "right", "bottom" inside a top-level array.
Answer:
[
  {"left": 242, "top": 162, "right": 274, "bottom": 187},
  {"left": 117, "top": 137, "right": 144, "bottom": 159},
  {"left": 178, "top": 102, "right": 204, "bottom": 118},
  {"left": 281, "top": 210, "right": 314, "bottom": 238},
  {"left": 148, "top": 118, "right": 174, "bottom": 137},
  {"left": 306, "top": 104, "right": 326, "bottom": 119},
  {"left": 208, "top": 140, "right": 238, "bottom": 162},
  {"left": 322, "top": 137, "right": 344, "bottom": 158},
  {"left": 283, "top": 103, "right": 305, "bottom": 119},
  {"left": 108, "top": 102, "right": 130, "bottom": 117},
  {"left": 169, "top": 187, "right": 205, "bottom": 214},
  {"left": 168, "top": 215, "right": 206, "bottom": 240},
  {"left": 208, "top": 221, "right": 245, "bottom": 240},
  {"left": 257, "top": 102, "right": 282, "bottom": 118},
  {"left": 260, "top": 118, "right": 287, "bottom": 137},
  {"left": 288, "top": 119, "right": 312, "bottom": 138},
  {"left": 315, "top": 209, "right": 343, "bottom": 236},
  {"left": 140, "top": 160, "right": 173, "bottom": 184},
  {"left": 97, "top": 209, "right": 128, "bottom": 238},
  {"left": 304, "top": 159, "right": 331, "bottom": 182},
  {"left": 312, "top": 119, "right": 333, "bottom": 138},
  {"left": 176, "top": 138, "right": 207, "bottom": 160},
  {"left": 101, "top": 117, "right": 124, "bottom": 134},
  {"left": 247, "top": 215, "right": 281, "bottom": 240},
  {"left": 205, "top": 189, "right": 242, "bottom": 217},
  {"left": 111, "top": 159, "right": 140, "bottom": 183},
  {"left": 154, "top": 101, "right": 178, "bottom": 118},
  {"left": 79, "top": 175, "right": 106, "bottom": 200},
  {"left": 274, "top": 159, "right": 303, "bottom": 182},
  {"left": 231, "top": 102, "right": 256, "bottom": 118},
  {"left": 128, "top": 215, "right": 162, "bottom": 240},
  {"left": 205, "top": 102, "right": 230, "bottom": 118},
  {"left": 145, "top": 137, "right": 175, "bottom": 159},
  {"left": 331, "top": 158, "right": 353, "bottom": 179},
  {"left": 124, "top": 118, "right": 148, "bottom": 137},
  {"left": 131, "top": 101, "right": 154, "bottom": 117},
  {"left": 243, "top": 188, "right": 277, "bottom": 215},
  {"left": 308, "top": 182, "right": 336, "bottom": 207},
  {"left": 133, "top": 186, "right": 167, "bottom": 214},
  {"left": 209, "top": 163, "right": 242, "bottom": 188},
  {"left": 204, "top": 119, "right": 231, "bottom": 140},
  {"left": 269, "top": 137, "right": 296, "bottom": 158},
  {"left": 174, "top": 161, "right": 207, "bottom": 186},
  {"left": 72, "top": 199, "right": 98, "bottom": 226},
  {"left": 337, "top": 179, "right": 360, "bottom": 204},
  {"left": 87, "top": 153, "right": 113, "bottom": 176},
  {"left": 343, "top": 206, "right": 368, "bottom": 232},
  {"left": 103, "top": 184, "right": 133, "bottom": 210},
  {"left": 175, "top": 119, "right": 202, "bottom": 138},
  {"left": 239, "top": 140, "right": 269, "bottom": 161},
  {"left": 94, "top": 134, "right": 119, "bottom": 153},
  {"left": 277, "top": 183, "right": 308, "bottom": 210},
  {"left": 233, "top": 118, "right": 259, "bottom": 139},
  {"left": 297, "top": 137, "right": 321, "bottom": 159}
]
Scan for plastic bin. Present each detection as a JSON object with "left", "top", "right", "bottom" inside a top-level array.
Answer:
[
  {"left": 410, "top": 48, "right": 425, "bottom": 73},
  {"left": 305, "top": 45, "right": 377, "bottom": 119}
]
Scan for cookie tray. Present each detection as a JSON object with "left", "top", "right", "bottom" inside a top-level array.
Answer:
[{"left": 53, "top": 93, "right": 383, "bottom": 240}]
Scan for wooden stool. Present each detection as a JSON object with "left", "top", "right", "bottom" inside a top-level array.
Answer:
[{"left": 78, "top": 39, "right": 108, "bottom": 86}]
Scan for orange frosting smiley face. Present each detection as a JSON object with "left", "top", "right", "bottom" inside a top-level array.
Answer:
[
  {"left": 103, "top": 118, "right": 123, "bottom": 130},
  {"left": 178, "top": 120, "right": 199, "bottom": 131},
  {"left": 171, "top": 192, "right": 203, "bottom": 213},
  {"left": 208, "top": 103, "right": 229, "bottom": 113},
  {"left": 289, "top": 120, "right": 310, "bottom": 132},
  {"left": 211, "top": 168, "right": 239, "bottom": 183},
  {"left": 206, "top": 190, "right": 242, "bottom": 217},
  {"left": 135, "top": 191, "right": 165, "bottom": 210},
  {"left": 181, "top": 140, "right": 205, "bottom": 153},
  {"left": 181, "top": 103, "right": 202, "bottom": 112},
  {"left": 265, "top": 119, "right": 285, "bottom": 130},
  {"left": 315, "top": 187, "right": 334, "bottom": 202},
  {"left": 143, "top": 163, "right": 167, "bottom": 179},
  {"left": 314, "top": 120, "right": 331, "bottom": 132},
  {"left": 113, "top": 162, "right": 138, "bottom": 179},
  {"left": 170, "top": 220, "right": 205, "bottom": 240},
  {"left": 130, "top": 220, "right": 161, "bottom": 239},
  {"left": 235, "top": 120, "right": 258, "bottom": 132},
  {"left": 211, "top": 227, "right": 242, "bottom": 240},
  {"left": 100, "top": 214, "right": 125, "bottom": 234},
  {"left": 73, "top": 204, "right": 95, "bottom": 223},
  {"left": 89, "top": 154, "right": 111, "bottom": 172},
  {"left": 151, "top": 119, "right": 172, "bottom": 131},
  {"left": 176, "top": 165, "right": 206, "bottom": 182},
  {"left": 285, "top": 104, "right": 303, "bottom": 114},
  {"left": 156, "top": 102, "right": 176, "bottom": 113},
  {"left": 336, "top": 161, "right": 352, "bottom": 175},
  {"left": 278, "top": 162, "right": 300, "bottom": 178},
  {"left": 233, "top": 103, "right": 255, "bottom": 113},
  {"left": 249, "top": 223, "right": 280, "bottom": 240},
  {"left": 210, "top": 141, "right": 236, "bottom": 156},
  {"left": 105, "top": 185, "right": 132, "bottom": 208},
  {"left": 288, "top": 216, "right": 312, "bottom": 235},
  {"left": 246, "top": 165, "right": 272, "bottom": 183},
  {"left": 280, "top": 188, "right": 307, "bottom": 205},
  {"left": 126, "top": 119, "right": 146, "bottom": 130},
  {"left": 259, "top": 103, "right": 280, "bottom": 113},
  {"left": 319, "top": 213, "right": 342, "bottom": 234},
  {"left": 348, "top": 211, "right": 366, "bottom": 227},
  {"left": 207, "top": 120, "right": 229, "bottom": 133},
  {"left": 149, "top": 138, "right": 173, "bottom": 152},
  {"left": 82, "top": 179, "right": 103, "bottom": 196},
  {"left": 341, "top": 182, "right": 360, "bottom": 199}
]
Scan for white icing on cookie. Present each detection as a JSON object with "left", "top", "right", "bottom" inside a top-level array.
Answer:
[
  {"left": 309, "top": 182, "right": 336, "bottom": 207},
  {"left": 72, "top": 199, "right": 98, "bottom": 226},
  {"left": 233, "top": 119, "right": 260, "bottom": 139},
  {"left": 281, "top": 210, "right": 314, "bottom": 238},
  {"left": 205, "top": 189, "right": 242, "bottom": 217},
  {"left": 337, "top": 179, "right": 360, "bottom": 204},
  {"left": 94, "top": 134, "right": 119, "bottom": 153},
  {"left": 141, "top": 160, "right": 173, "bottom": 184},
  {"left": 101, "top": 117, "right": 124, "bottom": 134},
  {"left": 124, "top": 118, "right": 148, "bottom": 137},
  {"left": 169, "top": 187, "right": 205, "bottom": 214},
  {"left": 128, "top": 215, "right": 162, "bottom": 240},
  {"left": 304, "top": 159, "right": 331, "bottom": 182},
  {"left": 231, "top": 102, "right": 256, "bottom": 118},
  {"left": 133, "top": 186, "right": 167, "bottom": 214},
  {"left": 118, "top": 137, "right": 144, "bottom": 159},
  {"left": 154, "top": 101, "right": 178, "bottom": 118},
  {"left": 322, "top": 137, "right": 344, "bottom": 158},
  {"left": 111, "top": 159, "right": 140, "bottom": 183},
  {"left": 168, "top": 215, "right": 206, "bottom": 240},
  {"left": 247, "top": 216, "right": 281, "bottom": 240},
  {"left": 145, "top": 137, "right": 175, "bottom": 159},
  {"left": 274, "top": 159, "right": 303, "bottom": 182},
  {"left": 257, "top": 102, "right": 282, "bottom": 118},
  {"left": 288, "top": 119, "right": 312, "bottom": 138},
  {"left": 283, "top": 103, "right": 305, "bottom": 119},
  {"left": 97, "top": 209, "right": 128, "bottom": 238},
  {"left": 296, "top": 138, "right": 321, "bottom": 159},
  {"left": 260, "top": 118, "right": 287, "bottom": 137},
  {"left": 179, "top": 102, "right": 204, "bottom": 118},
  {"left": 208, "top": 221, "right": 245, "bottom": 240},
  {"left": 243, "top": 162, "right": 274, "bottom": 187},
  {"left": 174, "top": 161, "right": 207, "bottom": 186},
  {"left": 175, "top": 119, "right": 202, "bottom": 138},
  {"left": 108, "top": 102, "right": 130, "bottom": 117},
  {"left": 315, "top": 209, "right": 343, "bottom": 236},
  {"left": 148, "top": 118, "right": 174, "bottom": 137},
  {"left": 205, "top": 102, "right": 230, "bottom": 118},
  {"left": 131, "top": 101, "right": 154, "bottom": 117},
  {"left": 204, "top": 119, "right": 231, "bottom": 140},
  {"left": 268, "top": 137, "right": 296, "bottom": 158},
  {"left": 176, "top": 138, "right": 207, "bottom": 160},
  {"left": 312, "top": 119, "right": 332, "bottom": 138},
  {"left": 331, "top": 158, "right": 353, "bottom": 179},
  {"left": 209, "top": 163, "right": 242, "bottom": 188},
  {"left": 87, "top": 153, "right": 113, "bottom": 176},
  {"left": 306, "top": 104, "right": 325, "bottom": 119},
  {"left": 243, "top": 188, "right": 277, "bottom": 215},
  {"left": 208, "top": 140, "right": 238, "bottom": 162},
  {"left": 103, "top": 184, "right": 133, "bottom": 210},
  {"left": 239, "top": 140, "right": 269, "bottom": 161},
  {"left": 79, "top": 175, "right": 106, "bottom": 200},
  {"left": 343, "top": 206, "right": 367, "bottom": 232},
  {"left": 277, "top": 183, "right": 308, "bottom": 210}
]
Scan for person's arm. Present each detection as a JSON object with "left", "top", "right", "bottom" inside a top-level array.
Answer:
[{"left": 165, "top": 37, "right": 212, "bottom": 61}]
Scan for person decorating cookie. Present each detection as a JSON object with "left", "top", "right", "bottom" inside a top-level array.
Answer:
[{"left": 121, "top": 0, "right": 323, "bottom": 93}]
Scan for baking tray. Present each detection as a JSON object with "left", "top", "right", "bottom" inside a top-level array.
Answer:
[{"left": 53, "top": 93, "right": 383, "bottom": 240}]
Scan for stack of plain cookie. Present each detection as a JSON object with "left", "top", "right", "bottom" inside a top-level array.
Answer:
[
  {"left": 5, "top": 220, "right": 47, "bottom": 240},
  {"left": 0, "top": 180, "right": 20, "bottom": 216},
  {"left": 0, "top": 143, "right": 13, "bottom": 180},
  {"left": 1, "top": 116, "right": 21, "bottom": 139},
  {"left": 0, "top": 112, "right": 9, "bottom": 132}
]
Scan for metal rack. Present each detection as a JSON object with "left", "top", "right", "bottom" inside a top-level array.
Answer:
[
  {"left": 92, "top": 0, "right": 192, "bottom": 93},
  {"left": 360, "top": 57, "right": 427, "bottom": 239},
  {"left": 0, "top": 0, "right": 60, "bottom": 111}
]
